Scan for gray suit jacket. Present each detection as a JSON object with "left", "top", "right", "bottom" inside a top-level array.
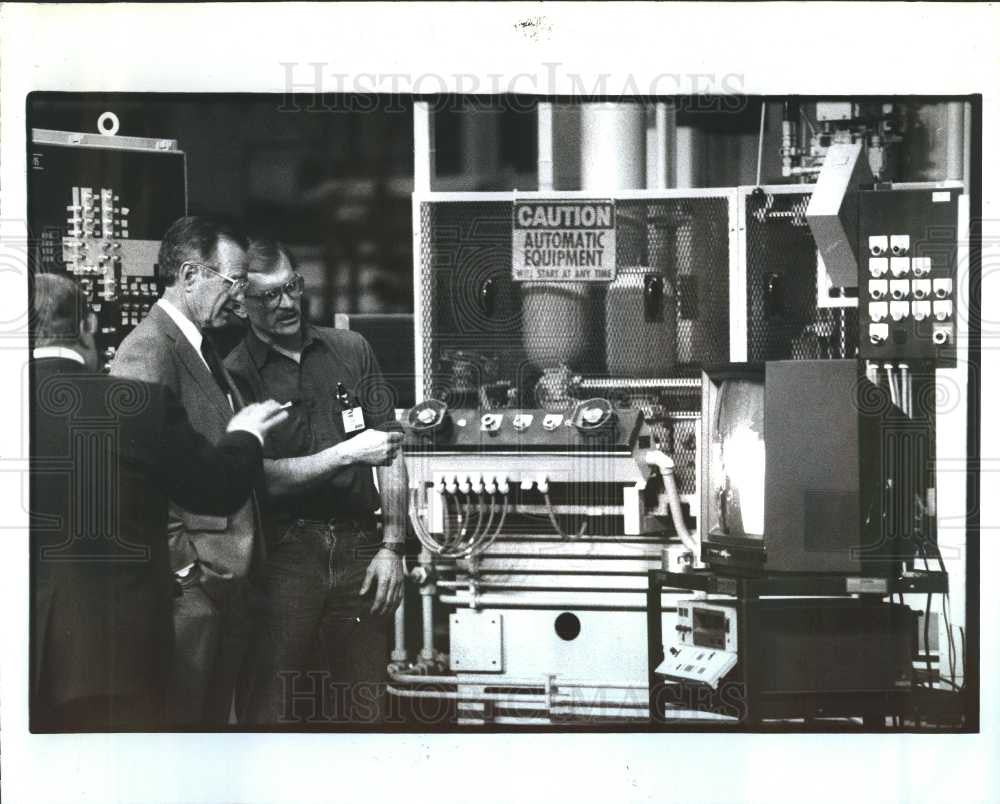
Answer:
[{"left": 111, "top": 303, "right": 258, "bottom": 586}]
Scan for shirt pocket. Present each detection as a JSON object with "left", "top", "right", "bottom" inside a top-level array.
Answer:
[{"left": 264, "top": 401, "right": 315, "bottom": 458}]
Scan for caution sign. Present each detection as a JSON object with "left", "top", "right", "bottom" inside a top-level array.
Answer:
[{"left": 512, "top": 200, "right": 616, "bottom": 282}]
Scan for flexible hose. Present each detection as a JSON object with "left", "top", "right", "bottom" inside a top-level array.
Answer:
[{"left": 643, "top": 450, "right": 698, "bottom": 555}]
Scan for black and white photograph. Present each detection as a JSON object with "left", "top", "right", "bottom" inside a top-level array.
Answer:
[{"left": 1, "top": 3, "right": 997, "bottom": 803}]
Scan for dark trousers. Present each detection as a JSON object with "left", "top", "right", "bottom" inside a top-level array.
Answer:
[
  {"left": 163, "top": 569, "right": 252, "bottom": 726},
  {"left": 239, "top": 519, "right": 391, "bottom": 726}
]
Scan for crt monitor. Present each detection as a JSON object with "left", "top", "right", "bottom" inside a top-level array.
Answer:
[{"left": 700, "top": 360, "right": 935, "bottom": 576}]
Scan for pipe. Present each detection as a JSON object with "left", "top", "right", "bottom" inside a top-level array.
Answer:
[
  {"left": 580, "top": 102, "right": 646, "bottom": 189},
  {"left": 391, "top": 578, "right": 408, "bottom": 662},
  {"left": 389, "top": 667, "right": 646, "bottom": 690},
  {"left": 413, "top": 101, "right": 434, "bottom": 192},
  {"left": 643, "top": 450, "right": 698, "bottom": 556},
  {"left": 387, "top": 685, "right": 650, "bottom": 712},
  {"left": 438, "top": 591, "right": 668, "bottom": 609},
  {"left": 537, "top": 101, "right": 554, "bottom": 191},
  {"left": 755, "top": 101, "right": 766, "bottom": 186},
  {"left": 884, "top": 363, "right": 900, "bottom": 409},
  {"left": 418, "top": 549, "right": 436, "bottom": 662}
]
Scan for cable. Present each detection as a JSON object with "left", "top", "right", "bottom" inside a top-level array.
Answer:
[
  {"left": 755, "top": 101, "right": 766, "bottom": 187},
  {"left": 924, "top": 591, "right": 933, "bottom": 688},
  {"left": 542, "top": 491, "right": 588, "bottom": 539}
]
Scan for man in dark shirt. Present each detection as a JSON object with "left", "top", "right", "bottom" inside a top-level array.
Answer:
[{"left": 225, "top": 238, "right": 407, "bottom": 725}]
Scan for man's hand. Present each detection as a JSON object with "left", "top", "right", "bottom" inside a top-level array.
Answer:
[
  {"left": 360, "top": 549, "right": 404, "bottom": 616},
  {"left": 341, "top": 429, "right": 404, "bottom": 466},
  {"left": 227, "top": 400, "right": 290, "bottom": 444}
]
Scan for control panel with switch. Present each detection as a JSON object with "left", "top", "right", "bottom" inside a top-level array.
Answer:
[{"left": 858, "top": 188, "right": 960, "bottom": 364}]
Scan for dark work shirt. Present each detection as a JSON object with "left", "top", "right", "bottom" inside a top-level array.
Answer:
[{"left": 224, "top": 325, "right": 400, "bottom": 537}]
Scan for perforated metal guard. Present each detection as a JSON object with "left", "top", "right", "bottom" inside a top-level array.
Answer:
[
  {"left": 418, "top": 194, "right": 732, "bottom": 495},
  {"left": 419, "top": 196, "right": 731, "bottom": 396},
  {"left": 743, "top": 188, "right": 858, "bottom": 361}
]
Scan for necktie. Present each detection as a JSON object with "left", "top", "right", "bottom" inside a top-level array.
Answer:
[{"left": 200, "top": 335, "right": 242, "bottom": 411}]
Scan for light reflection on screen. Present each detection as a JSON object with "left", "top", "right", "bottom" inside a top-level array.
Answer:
[{"left": 709, "top": 379, "right": 765, "bottom": 540}]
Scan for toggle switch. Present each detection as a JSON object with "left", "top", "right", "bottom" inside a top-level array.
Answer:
[
  {"left": 933, "top": 278, "right": 953, "bottom": 299},
  {"left": 869, "top": 323, "right": 889, "bottom": 345},
  {"left": 868, "top": 280, "right": 888, "bottom": 301},
  {"left": 889, "top": 301, "right": 909, "bottom": 322},
  {"left": 890, "top": 235, "right": 910, "bottom": 256},
  {"left": 911, "top": 257, "right": 932, "bottom": 277},
  {"left": 869, "top": 235, "right": 889, "bottom": 256},
  {"left": 869, "top": 257, "right": 888, "bottom": 278},
  {"left": 868, "top": 302, "right": 888, "bottom": 323},
  {"left": 911, "top": 279, "right": 932, "bottom": 300},
  {"left": 933, "top": 300, "right": 953, "bottom": 321},
  {"left": 912, "top": 301, "right": 931, "bottom": 322},
  {"left": 890, "top": 257, "right": 910, "bottom": 277},
  {"left": 889, "top": 280, "right": 909, "bottom": 300}
]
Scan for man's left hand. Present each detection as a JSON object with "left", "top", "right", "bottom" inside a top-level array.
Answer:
[{"left": 360, "top": 549, "right": 404, "bottom": 616}]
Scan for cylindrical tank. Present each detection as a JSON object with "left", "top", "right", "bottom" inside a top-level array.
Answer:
[
  {"left": 524, "top": 103, "right": 650, "bottom": 396},
  {"left": 604, "top": 265, "right": 677, "bottom": 376}
]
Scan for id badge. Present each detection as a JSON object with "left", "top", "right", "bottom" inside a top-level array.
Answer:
[{"left": 342, "top": 405, "right": 366, "bottom": 434}]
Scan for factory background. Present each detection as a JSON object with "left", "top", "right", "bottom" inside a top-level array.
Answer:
[{"left": 30, "top": 96, "right": 966, "bottom": 323}]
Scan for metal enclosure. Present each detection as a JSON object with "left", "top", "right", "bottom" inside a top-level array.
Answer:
[{"left": 700, "top": 360, "right": 936, "bottom": 575}]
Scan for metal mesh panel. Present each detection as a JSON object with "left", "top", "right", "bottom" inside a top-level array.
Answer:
[
  {"left": 744, "top": 189, "right": 858, "bottom": 361},
  {"left": 418, "top": 194, "right": 731, "bottom": 495},
  {"left": 419, "top": 195, "right": 732, "bottom": 408}
]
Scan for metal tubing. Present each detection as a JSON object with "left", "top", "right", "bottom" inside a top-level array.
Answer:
[
  {"left": 438, "top": 590, "right": 672, "bottom": 609},
  {"left": 388, "top": 667, "right": 646, "bottom": 690},
  {"left": 391, "top": 587, "right": 407, "bottom": 662},
  {"left": 580, "top": 103, "right": 646, "bottom": 190},
  {"left": 537, "top": 101, "right": 554, "bottom": 192},
  {"left": 413, "top": 101, "right": 434, "bottom": 192}
]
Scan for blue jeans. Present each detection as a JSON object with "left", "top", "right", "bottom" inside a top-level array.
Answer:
[{"left": 238, "top": 519, "right": 391, "bottom": 726}]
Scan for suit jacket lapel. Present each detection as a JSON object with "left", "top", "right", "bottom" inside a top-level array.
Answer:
[{"left": 150, "top": 305, "right": 234, "bottom": 421}]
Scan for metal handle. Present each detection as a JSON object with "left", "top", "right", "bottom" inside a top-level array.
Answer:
[
  {"left": 643, "top": 274, "right": 664, "bottom": 322},
  {"left": 765, "top": 272, "right": 784, "bottom": 318},
  {"left": 480, "top": 277, "right": 497, "bottom": 318}
]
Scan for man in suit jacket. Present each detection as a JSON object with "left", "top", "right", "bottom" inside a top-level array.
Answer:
[
  {"left": 111, "top": 216, "right": 262, "bottom": 725},
  {"left": 30, "top": 274, "right": 287, "bottom": 731}
]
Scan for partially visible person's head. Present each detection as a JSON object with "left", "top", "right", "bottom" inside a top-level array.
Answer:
[
  {"left": 243, "top": 238, "right": 303, "bottom": 339},
  {"left": 159, "top": 216, "right": 249, "bottom": 330},
  {"left": 31, "top": 273, "right": 98, "bottom": 369}
]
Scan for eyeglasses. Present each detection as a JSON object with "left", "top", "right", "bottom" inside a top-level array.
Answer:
[
  {"left": 243, "top": 274, "right": 305, "bottom": 309},
  {"left": 190, "top": 262, "right": 249, "bottom": 296}
]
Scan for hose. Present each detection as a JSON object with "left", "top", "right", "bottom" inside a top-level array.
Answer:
[{"left": 643, "top": 450, "right": 698, "bottom": 556}]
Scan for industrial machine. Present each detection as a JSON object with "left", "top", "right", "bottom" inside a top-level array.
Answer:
[
  {"left": 393, "top": 398, "right": 694, "bottom": 724},
  {"left": 394, "top": 164, "right": 966, "bottom": 726},
  {"left": 28, "top": 119, "right": 187, "bottom": 369}
]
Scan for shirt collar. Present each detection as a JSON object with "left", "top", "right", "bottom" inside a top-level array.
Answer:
[
  {"left": 157, "top": 298, "right": 209, "bottom": 369},
  {"left": 32, "top": 346, "right": 87, "bottom": 365},
  {"left": 246, "top": 324, "right": 322, "bottom": 368},
  {"left": 157, "top": 297, "right": 202, "bottom": 351}
]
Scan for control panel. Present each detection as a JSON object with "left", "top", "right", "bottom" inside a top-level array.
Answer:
[
  {"left": 403, "top": 400, "right": 646, "bottom": 454},
  {"left": 656, "top": 601, "right": 738, "bottom": 690},
  {"left": 30, "top": 128, "right": 187, "bottom": 370},
  {"left": 858, "top": 187, "right": 959, "bottom": 365}
]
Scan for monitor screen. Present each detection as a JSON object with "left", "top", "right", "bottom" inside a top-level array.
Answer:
[{"left": 707, "top": 378, "right": 765, "bottom": 541}]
